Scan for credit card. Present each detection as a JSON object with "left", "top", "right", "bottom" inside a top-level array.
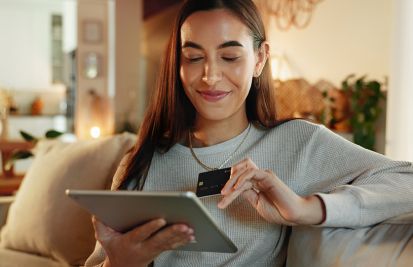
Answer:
[{"left": 196, "top": 167, "right": 231, "bottom": 197}]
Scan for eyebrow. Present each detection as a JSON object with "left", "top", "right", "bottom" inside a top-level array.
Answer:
[{"left": 181, "top": 40, "right": 244, "bottom": 49}]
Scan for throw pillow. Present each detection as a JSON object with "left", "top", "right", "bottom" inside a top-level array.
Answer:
[{"left": 0, "top": 132, "right": 136, "bottom": 265}]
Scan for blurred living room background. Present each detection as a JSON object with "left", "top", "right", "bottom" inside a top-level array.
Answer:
[{"left": 0, "top": 0, "right": 412, "bottom": 186}]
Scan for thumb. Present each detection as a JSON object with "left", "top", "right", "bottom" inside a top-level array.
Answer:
[{"left": 92, "top": 216, "right": 119, "bottom": 243}]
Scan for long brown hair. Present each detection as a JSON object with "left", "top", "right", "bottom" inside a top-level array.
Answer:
[{"left": 118, "top": 0, "right": 277, "bottom": 190}]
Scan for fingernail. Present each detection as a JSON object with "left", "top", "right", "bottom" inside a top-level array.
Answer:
[
  {"left": 175, "top": 225, "right": 184, "bottom": 232},
  {"left": 187, "top": 228, "right": 194, "bottom": 234}
]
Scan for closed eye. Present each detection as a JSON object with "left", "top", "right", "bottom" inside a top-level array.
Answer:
[
  {"left": 187, "top": 57, "right": 203, "bottom": 63},
  {"left": 222, "top": 56, "right": 240, "bottom": 62}
]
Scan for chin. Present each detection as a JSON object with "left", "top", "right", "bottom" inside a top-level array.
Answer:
[{"left": 198, "top": 110, "right": 232, "bottom": 122}]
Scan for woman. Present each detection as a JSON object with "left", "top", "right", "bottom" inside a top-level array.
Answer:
[{"left": 85, "top": 0, "right": 413, "bottom": 266}]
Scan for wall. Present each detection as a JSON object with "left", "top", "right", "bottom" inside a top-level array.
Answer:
[
  {"left": 62, "top": 0, "right": 77, "bottom": 53},
  {"left": 0, "top": 0, "right": 70, "bottom": 142},
  {"left": 386, "top": 0, "right": 413, "bottom": 161},
  {"left": 142, "top": 4, "right": 180, "bottom": 105},
  {"left": 76, "top": 0, "right": 113, "bottom": 139},
  {"left": 0, "top": 0, "right": 78, "bottom": 118},
  {"left": 0, "top": 0, "right": 63, "bottom": 90},
  {"left": 114, "top": 0, "right": 143, "bottom": 132},
  {"left": 267, "top": 0, "right": 393, "bottom": 86},
  {"left": 76, "top": 0, "right": 144, "bottom": 136}
]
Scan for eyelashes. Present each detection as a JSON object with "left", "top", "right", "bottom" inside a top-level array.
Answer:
[
  {"left": 185, "top": 56, "right": 241, "bottom": 63},
  {"left": 188, "top": 57, "right": 203, "bottom": 63},
  {"left": 222, "top": 56, "right": 240, "bottom": 62}
]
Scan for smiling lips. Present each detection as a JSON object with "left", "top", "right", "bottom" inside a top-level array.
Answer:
[{"left": 198, "top": 90, "right": 230, "bottom": 102}]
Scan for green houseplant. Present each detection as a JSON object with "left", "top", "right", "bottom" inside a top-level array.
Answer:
[
  {"left": 341, "top": 74, "right": 386, "bottom": 151},
  {"left": 5, "top": 129, "right": 64, "bottom": 171}
]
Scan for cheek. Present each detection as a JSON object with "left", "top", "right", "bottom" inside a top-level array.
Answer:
[
  {"left": 232, "top": 63, "right": 250, "bottom": 76},
  {"left": 180, "top": 64, "right": 200, "bottom": 88},
  {"left": 226, "top": 62, "right": 255, "bottom": 91},
  {"left": 180, "top": 65, "right": 199, "bottom": 103},
  {"left": 179, "top": 66, "right": 186, "bottom": 86},
  {"left": 180, "top": 66, "right": 190, "bottom": 98}
]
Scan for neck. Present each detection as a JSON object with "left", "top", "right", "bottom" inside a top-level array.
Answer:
[{"left": 190, "top": 116, "right": 249, "bottom": 147}]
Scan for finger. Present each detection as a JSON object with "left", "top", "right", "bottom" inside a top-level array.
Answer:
[
  {"left": 234, "top": 168, "right": 269, "bottom": 191},
  {"left": 125, "top": 218, "right": 167, "bottom": 242},
  {"left": 220, "top": 160, "right": 247, "bottom": 194},
  {"left": 221, "top": 158, "right": 256, "bottom": 194},
  {"left": 159, "top": 224, "right": 195, "bottom": 249},
  {"left": 145, "top": 224, "right": 194, "bottom": 253},
  {"left": 218, "top": 180, "right": 253, "bottom": 209}
]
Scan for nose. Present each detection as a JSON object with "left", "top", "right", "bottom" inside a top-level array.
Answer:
[{"left": 202, "top": 60, "right": 222, "bottom": 86}]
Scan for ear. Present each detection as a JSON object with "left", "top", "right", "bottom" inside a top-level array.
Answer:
[{"left": 254, "top": 41, "right": 270, "bottom": 77}]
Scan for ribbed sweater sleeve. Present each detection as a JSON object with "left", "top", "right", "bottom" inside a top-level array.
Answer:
[{"left": 301, "top": 125, "right": 413, "bottom": 227}]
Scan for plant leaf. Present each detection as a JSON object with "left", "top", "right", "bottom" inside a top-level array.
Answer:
[
  {"left": 4, "top": 150, "right": 34, "bottom": 171},
  {"left": 45, "top": 130, "right": 64, "bottom": 139},
  {"left": 19, "top": 130, "right": 37, "bottom": 143}
]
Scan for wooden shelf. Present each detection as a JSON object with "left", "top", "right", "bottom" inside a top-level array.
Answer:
[
  {"left": 0, "top": 140, "right": 35, "bottom": 150},
  {"left": 0, "top": 140, "right": 34, "bottom": 195},
  {"left": 9, "top": 114, "right": 66, "bottom": 118},
  {"left": 0, "top": 175, "right": 24, "bottom": 196}
]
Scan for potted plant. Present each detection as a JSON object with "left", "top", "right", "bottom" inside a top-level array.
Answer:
[
  {"left": 4, "top": 130, "right": 64, "bottom": 172},
  {"left": 341, "top": 74, "right": 386, "bottom": 151}
]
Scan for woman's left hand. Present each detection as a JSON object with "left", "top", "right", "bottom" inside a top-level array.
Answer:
[{"left": 218, "top": 158, "right": 325, "bottom": 226}]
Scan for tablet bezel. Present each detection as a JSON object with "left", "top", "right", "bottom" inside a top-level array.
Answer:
[{"left": 66, "top": 190, "right": 237, "bottom": 253}]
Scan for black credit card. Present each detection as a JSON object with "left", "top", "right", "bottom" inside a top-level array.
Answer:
[{"left": 196, "top": 167, "right": 231, "bottom": 197}]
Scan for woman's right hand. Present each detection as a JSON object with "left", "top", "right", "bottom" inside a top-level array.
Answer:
[{"left": 92, "top": 216, "right": 195, "bottom": 267}]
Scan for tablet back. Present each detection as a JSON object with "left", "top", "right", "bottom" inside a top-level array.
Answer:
[{"left": 66, "top": 190, "right": 237, "bottom": 253}]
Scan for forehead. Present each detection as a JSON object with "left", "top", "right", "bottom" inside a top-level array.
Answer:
[{"left": 180, "top": 9, "right": 252, "bottom": 46}]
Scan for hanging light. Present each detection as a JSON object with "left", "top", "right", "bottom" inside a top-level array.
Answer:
[{"left": 261, "top": 0, "right": 323, "bottom": 30}]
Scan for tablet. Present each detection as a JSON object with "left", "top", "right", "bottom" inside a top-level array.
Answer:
[{"left": 65, "top": 190, "right": 237, "bottom": 253}]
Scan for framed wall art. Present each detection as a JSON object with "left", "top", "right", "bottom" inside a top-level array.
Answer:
[{"left": 82, "top": 20, "right": 102, "bottom": 44}]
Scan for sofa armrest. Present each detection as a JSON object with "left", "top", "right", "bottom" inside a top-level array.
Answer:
[
  {"left": 383, "top": 211, "right": 413, "bottom": 224},
  {"left": 0, "top": 196, "right": 15, "bottom": 228},
  {"left": 287, "top": 221, "right": 413, "bottom": 267}
]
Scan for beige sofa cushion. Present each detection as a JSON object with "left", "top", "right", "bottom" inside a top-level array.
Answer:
[
  {"left": 0, "top": 248, "right": 67, "bottom": 267},
  {"left": 0, "top": 133, "right": 136, "bottom": 266},
  {"left": 286, "top": 213, "right": 413, "bottom": 267}
]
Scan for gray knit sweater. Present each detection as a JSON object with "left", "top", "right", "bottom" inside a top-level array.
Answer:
[{"left": 84, "top": 120, "right": 413, "bottom": 267}]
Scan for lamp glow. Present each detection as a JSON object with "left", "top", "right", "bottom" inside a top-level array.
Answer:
[
  {"left": 271, "top": 56, "right": 281, "bottom": 80},
  {"left": 90, "top": 126, "right": 101, "bottom": 139},
  {"left": 270, "top": 53, "right": 294, "bottom": 81}
]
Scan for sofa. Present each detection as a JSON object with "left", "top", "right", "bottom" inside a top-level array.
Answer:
[
  {"left": 0, "top": 133, "right": 136, "bottom": 267},
  {"left": 286, "top": 212, "right": 413, "bottom": 267},
  {"left": 0, "top": 132, "right": 412, "bottom": 267}
]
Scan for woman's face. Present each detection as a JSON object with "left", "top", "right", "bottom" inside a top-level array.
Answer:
[{"left": 180, "top": 9, "right": 266, "bottom": 126}]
